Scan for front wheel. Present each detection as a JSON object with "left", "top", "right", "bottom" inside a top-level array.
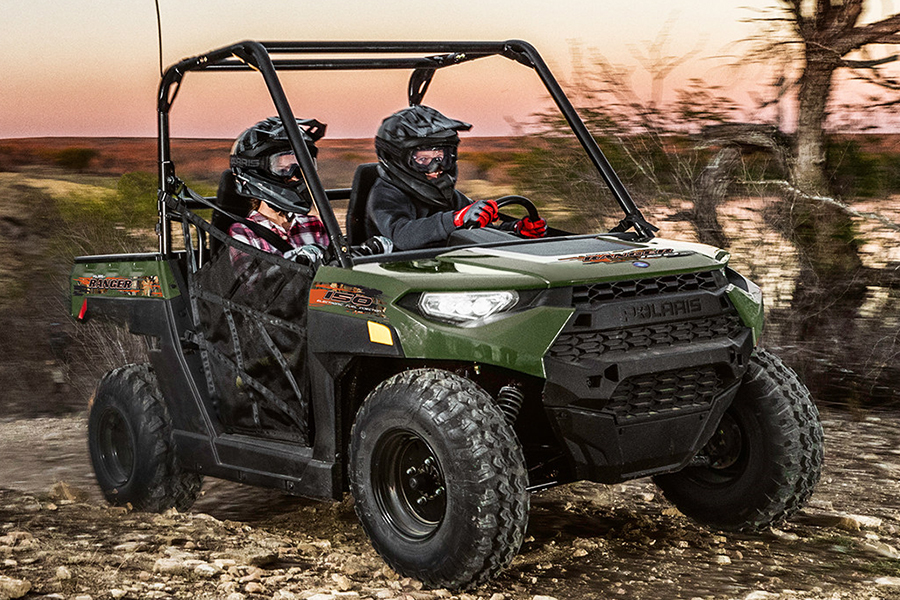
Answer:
[
  {"left": 349, "top": 369, "right": 529, "bottom": 590},
  {"left": 653, "top": 349, "right": 824, "bottom": 531},
  {"left": 88, "top": 364, "right": 202, "bottom": 512}
]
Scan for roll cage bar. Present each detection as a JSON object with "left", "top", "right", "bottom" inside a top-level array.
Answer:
[{"left": 157, "top": 39, "right": 657, "bottom": 267}]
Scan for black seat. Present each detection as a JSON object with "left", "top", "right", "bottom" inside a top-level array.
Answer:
[
  {"left": 346, "top": 163, "right": 380, "bottom": 246},
  {"left": 210, "top": 170, "right": 253, "bottom": 255}
]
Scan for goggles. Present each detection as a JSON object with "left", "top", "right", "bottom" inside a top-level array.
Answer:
[
  {"left": 407, "top": 146, "right": 455, "bottom": 174},
  {"left": 267, "top": 150, "right": 318, "bottom": 179}
]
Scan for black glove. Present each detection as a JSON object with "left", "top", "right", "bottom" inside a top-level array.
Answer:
[
  {"left": 353, "top": 236, "right": 394, "bottom": 257},
  {"left": 284, "top": 244, "right": 325, "bottom": 268}
]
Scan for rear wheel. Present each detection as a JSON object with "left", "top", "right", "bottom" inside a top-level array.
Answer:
[
  {"left": 653, "top": 349, "right": 823, "bottom": 531},
  {"left": 349, "top": 369, "right": 529, "bottom": 589},
  {"left": 88, "top": 363, "right": 202, "bottom": 512}
]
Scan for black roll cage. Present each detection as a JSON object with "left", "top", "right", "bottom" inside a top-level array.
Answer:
[{"left": 156, "top": 39, "right": 656, "bottom": 267}]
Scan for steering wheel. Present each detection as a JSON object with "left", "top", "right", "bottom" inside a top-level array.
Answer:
[{"left": 496, "top": 195, "right": 541, "bottom": 222}]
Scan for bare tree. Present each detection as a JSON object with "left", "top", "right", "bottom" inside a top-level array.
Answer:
[{"left": 759, "top": 0, "right": 900, "bottom": 192}]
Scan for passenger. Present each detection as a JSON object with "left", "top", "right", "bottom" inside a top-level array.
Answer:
[
  {"left": 228, "top": 116, "right": 329, "bottom": 266},
  {"left": 366, "top": 105, "right": 547, "bottom": 250}
]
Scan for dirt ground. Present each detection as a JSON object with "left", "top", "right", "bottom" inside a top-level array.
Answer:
[
  {"left": 1, "top": 409, "right": 899, "bottom": 600},
  {"left": 0, "top": 143, "right": 899, "bottom": 599}
]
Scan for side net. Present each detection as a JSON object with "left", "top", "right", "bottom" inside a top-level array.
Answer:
[{"left": 182, "top": 211, "right": 315, "bottom": 445}]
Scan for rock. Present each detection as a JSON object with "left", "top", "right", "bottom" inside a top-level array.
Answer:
[
  {"left": 573, "top": 548, "right": 588, "bottom": 558},
  {"left": 194, "top": 562, "right": 220, "bottom": 577},
  {"left": 743, "top": 592, "right": 774, "bottom": 600},
  {"left": 239, "top": 567, "right": 264, "bottom": 582},
  {"left": 0, "top": 575, "right": 31, "bottom": 599},
  {"left": 861, "top": 540, "right": 900, "bottom": 560},
  {"left": 532, "top": 596, "right": 560, "bottom": 600},
  {"left": 49, "top": 481, "right": 87, "bottom": 502},
  {"left": 244, "top": 549, "right": 278, "bottom": 567},
  {"left": 768, "top": 528, "right": 799, "bottom": 542},
  {"left": 213, "top": 558, "right": 237, "bottom": 569},
  {"left": 332, "top": 573, "right": 353, "bottom": 591},
  {"left": 244, "top": 581, "right": 265, "bottom": 594},
  {"left": 712, "top": 554, "right": 732, "bottom": 565},
  {"left": 110, "top": 590, "right": 127, "bottom": 599},
  {"left": 803, "top": 512, "right": 883, "bottom": 531},
  {"left": 489, "top": 594, "right": 506, "bottom": 600},
  {"left": 399, "top": 576, "right": 423, "bottom": 590},
  {"left": 56, "top": 565, "right": 73, "bottom": 580},
  {"left": 153, "top": 557, "right": 190, "bottom": 576},
  {"left": 876, "top": 576, "right": 900, "bottom": 586},
  {"left": 0, "top": 531, "right": 34, "bottom": 547},
  {"left": 113, "top": 541, "right": 145, "bottom": 553},
  {"left": 341, "top": 555, "right": 376, "bottom": 576}
]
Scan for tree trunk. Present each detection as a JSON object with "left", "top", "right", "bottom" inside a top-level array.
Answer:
[{"left": 793, "top": 46, "right": 838, "bottom": 193}]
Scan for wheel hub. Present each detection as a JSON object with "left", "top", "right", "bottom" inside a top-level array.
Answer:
[
  {"left": 705, "top": 413, "right": 743, "bottom": 469},
  {"left": 97, "top": 408, "right": 136, "bottom": 487},
  {"left": 373, "top": 430, "right": 447, "bottom": 539}
]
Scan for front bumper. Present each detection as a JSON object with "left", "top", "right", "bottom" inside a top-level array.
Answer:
[{"left": 542, "top": 269, "right": 755, "bottom": 483}]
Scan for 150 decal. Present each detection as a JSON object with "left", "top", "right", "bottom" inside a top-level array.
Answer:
[
  {"left": 559, "top": 248, "right": 684, "bottom": 265},
  {"left": 73, "top": 275, "right": 163, "bottom": 298},
  {"left": 309, "top": 283, "right": 386, "bottom": 317}
]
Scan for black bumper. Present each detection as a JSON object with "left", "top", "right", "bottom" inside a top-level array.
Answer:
[{"left": 542, "top": 270, "right": 754, "bottom": 483}]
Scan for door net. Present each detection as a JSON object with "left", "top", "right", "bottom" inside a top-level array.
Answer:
[{"left": 182, "top": 212, "right": 315, "bottom": 445}]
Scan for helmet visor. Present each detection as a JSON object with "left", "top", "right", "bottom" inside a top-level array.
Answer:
[
  {"left": 267, "top": 149, "right": 317, "bottom": 179},
  {"left": 406, "top": 146, "right": 455, "bottom": 174}
]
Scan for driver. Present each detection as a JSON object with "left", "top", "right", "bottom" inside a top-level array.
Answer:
[{"left": 366, "top": 105, "right": 546, "bottom": 250}]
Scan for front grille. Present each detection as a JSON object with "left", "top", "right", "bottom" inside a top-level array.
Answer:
[
  {"left": 573, "top": 270, "right": 721, "bottom": 306},
  {"left": 549, "top": 313, "right": 745, "bottom": 364},
  {"left": 605, "top": 366, "right": 721, "bottom": 422}
]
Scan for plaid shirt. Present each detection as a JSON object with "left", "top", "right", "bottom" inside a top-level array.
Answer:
[{"left": 228, "top": 210, "right": 329, "bottom": 255}]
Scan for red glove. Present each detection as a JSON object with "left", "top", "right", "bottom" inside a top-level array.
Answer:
[
  {"left": 453, "top": 200, "right": 499, "bottom": 229},
  {"left": 515, "top": 216, "right": 547, "bottom": 238}
]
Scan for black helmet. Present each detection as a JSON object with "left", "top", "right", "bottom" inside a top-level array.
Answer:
[
  {"left": 375, "top": 105, "right": 471, "bottom": 207},
  {"left": 230, "top": 116, "right": 326, "bottom": 214}
]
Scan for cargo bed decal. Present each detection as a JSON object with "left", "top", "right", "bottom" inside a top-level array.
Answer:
[{"left": 72, "top": 275, "right": 163, "bottom": 298}]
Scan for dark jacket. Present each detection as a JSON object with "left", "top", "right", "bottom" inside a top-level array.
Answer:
[{"left": 365, "top": 177, "right": 473, "bottom": 250}]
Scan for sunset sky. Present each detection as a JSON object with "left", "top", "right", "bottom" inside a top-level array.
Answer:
[{"left": 1, "top": 0, "right": 896, "bottom": 140}]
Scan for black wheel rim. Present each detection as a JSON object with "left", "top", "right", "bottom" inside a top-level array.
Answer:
[
  {"left": 372, "top": 429, "right": 447, "bottom": 540},
  {"left": 686, "top": 411, "right": 748, "bottom": 487},
  {"left": 97, "top": 408, "right": 135, "bottom": 487}
]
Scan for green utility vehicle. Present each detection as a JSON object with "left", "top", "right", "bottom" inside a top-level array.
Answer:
[{"left": 70, "top": 40, "right": 823, "bottom": 589}]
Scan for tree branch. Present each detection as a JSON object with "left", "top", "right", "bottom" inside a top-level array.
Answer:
[
  {"left": 841, "top": 12, "right": 900, "bottom": 53},
  {"left": 747, "top": 179, "right": 900, "bottom": 232},
  {"left": 842, "top": 54, "right": 899, "bottom": 68}
]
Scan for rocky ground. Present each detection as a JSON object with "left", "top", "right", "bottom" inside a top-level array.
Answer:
[{"left": 0, "top": 410, "right": 899, "bottom": 600}]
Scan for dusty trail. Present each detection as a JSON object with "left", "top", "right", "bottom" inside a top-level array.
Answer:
[{"left": 1, "top": 410, "right": 900, "bottom": 599}]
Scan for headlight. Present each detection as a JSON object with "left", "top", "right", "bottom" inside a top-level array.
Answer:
[{"left": 418, "top": 291, "right": 518, "bottom": 324}]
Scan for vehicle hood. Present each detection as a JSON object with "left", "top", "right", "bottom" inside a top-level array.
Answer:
[{"left": 352, "top": 235, "right": 728, "bottom": 292}]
